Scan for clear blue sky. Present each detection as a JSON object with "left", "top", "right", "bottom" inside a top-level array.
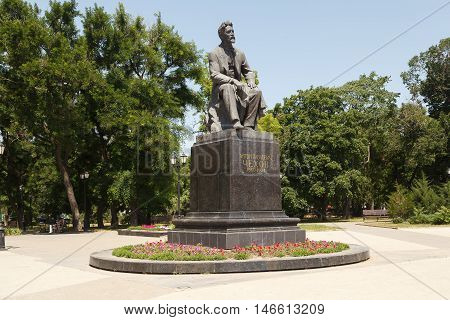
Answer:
[{"left": 32, "top": 0, "right": 450, "bottom": 150}]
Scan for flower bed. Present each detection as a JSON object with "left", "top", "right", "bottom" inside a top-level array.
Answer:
[
  {"left": 112, "top": 239, "right": 349, "bottom": 261},
  {"left": 127, "top": 224, "right": 174, "bottom": 232}
]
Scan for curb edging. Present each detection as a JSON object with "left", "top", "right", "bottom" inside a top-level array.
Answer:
[
  {"left": 89, "top": 244, "right": 369, "bottom": 274},
  {"left": 117, "top": 229, "right": 168, "bottom": 237}
]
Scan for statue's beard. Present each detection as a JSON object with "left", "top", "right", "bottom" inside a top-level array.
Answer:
[{"left": 222, "top": 39, "right": 235, "bottom": 47}]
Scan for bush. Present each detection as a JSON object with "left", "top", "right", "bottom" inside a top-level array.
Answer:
[
  {"left": 387, "top": 185, "right": 414, "bottom": 220},
  {"left": 438, "top": 181, "right": 450, "bottom": 207},
  {"left": 408, "top": 206, "right": 450, "bottom": 225},
  {"left": 431, "top": 206, "right": 450, "bottom": 225},
  {"left": 392, "top": 217, "right": 404, "bottom": 224},
  {"left": 409, "top": 176, "right": 444, "bottom": 215},
  {"left": 388, "top": 177, "right": 450, "bottom": 225},
  {"left": 5, "top": 227, "right": 22, "bottom": 236},
  {"left": 408, "top": 207, "right": 434, "bottom": 224}
]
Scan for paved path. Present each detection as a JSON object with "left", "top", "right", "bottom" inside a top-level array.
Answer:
[{"left": 1, "top": 224, "right": 449, "bottom": 300}]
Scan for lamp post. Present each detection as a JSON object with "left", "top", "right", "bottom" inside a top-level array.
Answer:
[
  {"left": 171, "top": 153, "right": 187, "bottom": 218},
  {"left": 19, "top": 184, "right": 24, "bottom": 230},
  {"left": 0, "top": 143, "right": 5, "bottom": 249},
  {"left": 0, "top": 212, "right": 4, "bottom": 249},
  {"left": 80, "top": 171, "right": 89, "bottom": 231}
]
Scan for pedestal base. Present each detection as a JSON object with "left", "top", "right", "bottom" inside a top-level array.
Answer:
[
  {"left": 168, "top": 227, "right": 306, "bottom": 249},
  {"left": 169, "top": 129, "right": 306, "bottom": 249}
]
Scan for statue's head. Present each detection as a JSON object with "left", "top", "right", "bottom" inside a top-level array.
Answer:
[{"left": 218, "top": 21, "right": 235, "bottom": 45}]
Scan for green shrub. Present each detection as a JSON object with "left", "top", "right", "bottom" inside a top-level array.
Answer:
[
  {"left": 410, "top": 176, "right": 444, "bottom": 215},
  {"left": 388, "top": 177, "right": 450, "bottom": 225},
  {"left": 387, "top": 185, "right": 414, "bottom": 220},
  {"left": 432, "top": 206, "right": 450, "bottom": 225},
  {"left": 392, "top": 217, "right": 404, "bottom": 224},
  {"left": 438, "top": 181, "right": 450, "bottom": 207},
  {"left": 408, "top": 207, "right": 434, "bottom": 224},
  {"left": 5, "top": 227, "right": 22, "bottom": 236}
]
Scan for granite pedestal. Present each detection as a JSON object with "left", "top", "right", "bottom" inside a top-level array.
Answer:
[{"left": 168, "top": 129, "right": 305, "bottom": 249}]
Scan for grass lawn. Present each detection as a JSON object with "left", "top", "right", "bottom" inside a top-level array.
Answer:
[
  {"left": 358, "top": 221, "right": 450, "bottom": 229},
  {"left": 298, "top": 224, "right": 342, "bottom": 232}
]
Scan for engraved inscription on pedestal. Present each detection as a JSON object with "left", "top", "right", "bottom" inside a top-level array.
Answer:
[{"left": 240, "top": 153, "right": 273, "bottom": 174}]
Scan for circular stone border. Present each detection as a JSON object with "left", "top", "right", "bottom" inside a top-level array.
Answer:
[
  {"left": 89, "top": 244, "right": 369, "bottom": 274},
  {"left": 117, "top": 229, "right": 168, "bottom": 237}
]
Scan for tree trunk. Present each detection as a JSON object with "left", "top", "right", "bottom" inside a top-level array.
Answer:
[
  {"left": 3, "top": 207, "right": 8, "bottom": 227},
  {"left": 110, "top": 202, "right": 119, "bottom": 228},
  {"left": 17, "top": 194, "right": 24, "bottom": 230},
  {"left": 320, "top": 198, "right": 328, "bottom": 222},
  {"left": 96, "top": 200, "right": 106, "bottom": 229},
  {"left": 130, "top": 200, "right": 139, "bottom": 226},
  {"left": 5, "top": 141, "right": 24, "bottom": 230},
  {"left": 55, "top": 142, "right": 80, "bottom": 231},
  {"left": 344, "top": 198, "right": 351, "bottom": 220},
  {"left": 130, "top": 209, "right": 138, "bottom": 226},
  {"left": 83, "top": 191, "right": 92, "bottom": 231}
]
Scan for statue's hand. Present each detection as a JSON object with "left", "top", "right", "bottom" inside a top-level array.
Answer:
[{"left": 232, "top": 79, "right": 245, "bottom": 90}]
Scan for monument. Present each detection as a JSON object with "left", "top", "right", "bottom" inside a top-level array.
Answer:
[{"left": 168, "top": 21, "right": 305, "bottom": 249}]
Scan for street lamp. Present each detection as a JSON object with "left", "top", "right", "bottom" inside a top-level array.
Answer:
[
  {"left": 180, "top": 153, "right": 188, "bottom": 165},
  {"left": 19, "top": 185, "right": 24, "bottom": 230},
  {"left": 80, "top": 172, "right": 89, "bottom": 231},
  {"left": 0, "top": 143, "right": 5, "bottom": 155},
  {"left": 171, "top": 153, "right": 188, "bottom": 218}
]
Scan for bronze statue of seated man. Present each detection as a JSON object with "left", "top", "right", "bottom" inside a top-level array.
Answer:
[{"left": 206, "top": 21, "right": 266, "bottom": 132}]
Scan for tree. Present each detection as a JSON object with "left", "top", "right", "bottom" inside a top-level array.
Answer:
[
  {"left": 273, "top": 73, "right": 400, "bottom": 218},
  {"left": 82, "top": 5, "right": 205, "bottom": 225},
  {"left": 385, "top": 103, "right": 446, "bottom": 187},
  {"left": 274, "top": 86, "right": 368, "bottom": 219},
  {"left": 401, "top": 38, "right": 449, "bottom": 119},
  {"left": 0, "top": 0, "right": 99, "bottom": 230},
  {"left": 1, "top": 1, "right": 206, "bottom": 230}
]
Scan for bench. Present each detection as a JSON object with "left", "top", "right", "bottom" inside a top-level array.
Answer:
[{"left": 363, "top": 209, "right": 389, "bottom": 222}]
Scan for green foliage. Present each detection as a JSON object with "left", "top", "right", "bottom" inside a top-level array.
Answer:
[
  {"left": 408, "top": 207, "right": 435, "bottom": 224},
  {"left": 274, "top": 75, "right": 389, "bottom": 217},
  {"left": 388, "top": 177, "right": 449, "bottom": 224},
  {"left": 433, "top": 206, "right": 450, "bottom": 225},
  {"left": 387, "top": 103, "right": 446, "bottom": 187},
  {"left": 0, "top": 0, "right": 206, "bottom": 228},
  {"left": 392, "top": 217, "right": 404, "bottom": 224},
  {"left": 5, "top": 227, "right": 22, "bottom": 236},
  {"left": 281, "top": 186, "right": 308, "bottom": 217},
  {"left": 401, "top": 38, "right": 449, "bottom": 118},
  {"left": 233, "top": 252, "right": 251, "bottom": 260},
  {"left": 274, "top": 70, "right": 447, "bottom": 218},
  {"left": 409, "top": 175, "right": 444, "bottom": 215},
  {"left": 257, "top": 113, "right": 282, "bottom": 136}
]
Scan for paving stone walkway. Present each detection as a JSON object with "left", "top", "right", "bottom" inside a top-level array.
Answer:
[{"left": 1, "top": 224, "right": 449, "bottom": 300}]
